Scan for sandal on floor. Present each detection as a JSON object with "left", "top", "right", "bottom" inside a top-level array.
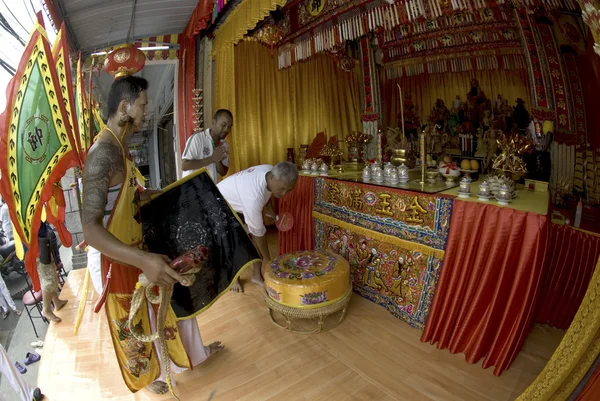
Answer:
[
  {"left": 24, "top": 352, "right": 41, "bottom": 366},
  {"left": 15, "top": 362, "right": 27, "bottom": 374},
  {"left": 32, "top": 387, "right": 43, "bottom": 401},
  {"left": 31, "top": 341, "right": 44, "bottom": 348}
]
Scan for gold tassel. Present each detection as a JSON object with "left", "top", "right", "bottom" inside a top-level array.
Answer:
[{"left": 73, "top": 268, "right": 90, "bottom": 335}]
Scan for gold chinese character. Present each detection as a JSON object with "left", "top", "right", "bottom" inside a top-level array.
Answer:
[
  {"left": 559, "top": 114, "right": 567, "bottom": 125},
  {"left": 326, "top": 182, "right": 341, "bottom": 205},
  {"left": 555, "top": 84, "right": 564, "bottom": 95},
  {"left": 557, "top": 99, "right": 566, "bottom": 110},
  {"left": 351, "top": 188, "right": 363, "bottom": 210},
  {"left": 376, "top": 193, "right": 393, "bottom": 216},
  {"left": 406, "top": 196, "right": 427, "bottom": 224}
]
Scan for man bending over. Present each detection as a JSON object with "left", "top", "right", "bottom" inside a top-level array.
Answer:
[{"left": 217, "top": 162, "right": 298, "bottom": 292}]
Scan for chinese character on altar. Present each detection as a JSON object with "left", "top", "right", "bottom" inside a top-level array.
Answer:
[
  {"left": 376, "top": 193, "right": 393, "bottom": 216},
  {"left": 406, "top": 196, "right": 427, "bottom": 224},
  {"left": 350, "top": 188, "right": 363, "bottom": 210},
  {"left": 327, "top": 183, "right": 341, "bottom": 205}
]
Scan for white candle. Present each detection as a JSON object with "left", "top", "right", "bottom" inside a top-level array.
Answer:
[{"left": 398, "top": 84, "right": 405, "bottom": 135}]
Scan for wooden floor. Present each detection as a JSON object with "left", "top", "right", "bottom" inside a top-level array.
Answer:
[{"left": 38, "top": 266, "right": 564, "bottom": 401}]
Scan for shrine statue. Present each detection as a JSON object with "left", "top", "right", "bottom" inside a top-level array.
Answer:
[
  {"left": 468, "top": 78, "right": 486, "bottom": 101},
  {"left": 428, "top": 99, "right": 451, "bottom": 132},
  {"left": 513, "top": 98, "right": 530, "bottom": 135},
  {"left": 465, "top": 78, "right": 492, "bottom": 130},
  {"left": 481, "top": 128, "right": 504, "bottom": 171},
  {"left": 494, "top": 94, "right": 505, "bottom": 115},
  {"left": 398, "top": 94, "right": 421, "bottom": 138},
  {"left": 482, "top": 110, "right": 491, "bottom": 131},
  {"left": 453, "top": 95, "right": 461, "bottom": 111}
]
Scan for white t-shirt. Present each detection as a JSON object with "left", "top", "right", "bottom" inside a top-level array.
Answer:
[
  {"left": 0, "top": 203, "right": 12, "bottom": 240},
  {"left": 181, "top": 129, "right": 230, "bottom": 182},
  {"left": 217, "top": 165, "right": 272, "bottom": 237}
]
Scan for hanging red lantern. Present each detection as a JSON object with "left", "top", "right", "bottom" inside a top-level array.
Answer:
[{"left": 103, "top": 44, "right": 146, "bottom": 78}]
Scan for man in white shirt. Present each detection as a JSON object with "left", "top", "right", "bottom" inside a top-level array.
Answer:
[
  {"left": 0, "top": 199, "right": 13, "bottom": 241},
  {"left": 217, "top": 162, "right": 298, "bottom": 292},
  {"left": 181, "top": 109, "right": 233, "bottom": 182}
]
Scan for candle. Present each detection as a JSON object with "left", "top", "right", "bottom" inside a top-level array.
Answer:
[
  {"left": 398, "top": 84, "right": 405, "bottom": 136},
  {"left": 377, "top": 129, "right": 383, "bottom": 165},
  {"left": 420, "top": 131, "right": 426, "bottom": 184}
]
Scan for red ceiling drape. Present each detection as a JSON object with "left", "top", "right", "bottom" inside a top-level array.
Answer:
[{"left": 177, "top": 0, "right": 214, "bottom": 155}]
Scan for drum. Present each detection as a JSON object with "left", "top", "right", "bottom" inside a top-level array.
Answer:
[{"left": 263, "top": 250, "right": 352, "bottom": 334}]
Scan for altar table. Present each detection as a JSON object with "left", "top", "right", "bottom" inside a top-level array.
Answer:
[{"left": 278, "top": 170, "right": 595, "bottom": 376}]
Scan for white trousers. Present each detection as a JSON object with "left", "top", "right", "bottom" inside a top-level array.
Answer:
[
  {"left": 0, "top": 344, "right": 33, "bottom": 401},
  {"left": 149, "top": 307, "right": 208, "bottom": 386},
  {"left": 0, "top": 275, "right": 17, "bottom": 313}
]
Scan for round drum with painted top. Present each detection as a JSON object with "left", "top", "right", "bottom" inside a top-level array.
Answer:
[{"left": 263, "top": 250, "right": 352, "bottom": 333}]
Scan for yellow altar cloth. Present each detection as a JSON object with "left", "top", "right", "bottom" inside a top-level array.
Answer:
[{"left": 441, "top": 184, "right": 549, "bottom": 215}]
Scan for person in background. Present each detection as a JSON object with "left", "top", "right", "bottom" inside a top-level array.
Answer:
[
  {"left": 217, "top": 162, "right": 298, "bottom": 292},
  {"left": 0, "top": 344, "right": 43, "bottom": 401},
  {"left": 0, "top": 197, "right": 20, "bottom": 320},
  {"left": 1, "top": 198, "right": 13, "bottom": 241},
  {"left": 181, "top": 109, "right": 232, "bottom": 182},
  {"left": 36, "top": 222, "right": 67, "bottom": 323}
]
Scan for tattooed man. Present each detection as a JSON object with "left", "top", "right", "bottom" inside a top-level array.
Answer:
[{"left": 82, "top": 76, "right": 222, "bottom": 395}]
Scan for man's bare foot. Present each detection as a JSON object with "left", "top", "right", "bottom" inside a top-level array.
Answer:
[
  {"left": 204, "top": 341, "right": 224, "bottom": 361},
  {"left": 41, "top": 310, "right": 61, "bottom": 323},
  {"left": 230, "top": 278, "right": 243, "bottom": 293},
  {"left": 251, "top": 263, "right": 264, "bottom": 287},
  {"left": 250, "top": 274, "right": 264, "bottom": 287},
  {"left": 53, "top": 299, "right": 68, "bottom": 311},
  {"left": 146, "top": 381, "right": 169, "bottom": 394}
]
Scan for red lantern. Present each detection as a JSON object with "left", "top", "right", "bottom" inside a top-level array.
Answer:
[{"left": 103, "top": 44, "right": 146, "bottom": 78}]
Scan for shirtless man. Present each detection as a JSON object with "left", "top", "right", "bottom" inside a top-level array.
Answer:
[
  {"left": 217, "top": 162, "right": 298, "bottom": 292},
  {"left": 82, "top": 76, "right": 222, "bottom": 395}
]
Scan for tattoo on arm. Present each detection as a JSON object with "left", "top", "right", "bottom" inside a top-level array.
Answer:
[{"left": 81, "top": 142, "right": 124, "bottom": 226}]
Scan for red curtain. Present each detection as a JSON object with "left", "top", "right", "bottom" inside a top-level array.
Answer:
[
  {"left": 421, "top": 200, "right": 549, "bottom": 376},
  {"left": 278, "top": 176, "right": 314, "bottom": 255},
  {"left": 583, "top": 33, "right": 600, "bottom": 149},
  {"left": 535, "top": 224, "right": 600, "bottom": 329},
  {"left": 575, "top": 360, "right": 600, "bottom": 401},
  {"left": 177, "top": 0, "right": 214, "bottom": 153}
]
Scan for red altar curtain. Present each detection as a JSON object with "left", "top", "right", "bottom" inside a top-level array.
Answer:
[
  {"left": 421, "top": 200, "right": 548, "bottom": 376},
  {"left": 575, "top": 362, "right": 600, "bottom": 401},
  {"left": 380, "top": 69, "right": 531, "bottom": 130},
  {"left": 278, "top": 176, "right": 314, "bottom": 255},
  {"left": 535, "top": 224, "right": 600, "bottom": 329},
  {"left": 177, "top": 0, "right": 214, "bottom": 153}
]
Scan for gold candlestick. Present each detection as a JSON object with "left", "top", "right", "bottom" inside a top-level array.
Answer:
[{"left": 420, "top": 131, "right": 426, "bottom": 184}]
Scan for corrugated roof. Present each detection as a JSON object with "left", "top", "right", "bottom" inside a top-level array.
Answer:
[{"left": 54, "top": 0, "right": 199, "bottom": 52}]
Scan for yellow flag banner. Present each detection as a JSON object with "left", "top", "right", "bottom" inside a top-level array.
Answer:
[{"left": 0, "top": 14, "right": 79, "bottom": 291}]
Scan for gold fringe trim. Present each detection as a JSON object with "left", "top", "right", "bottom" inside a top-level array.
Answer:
[
  {"left": 73, "top": 268, "right": 90, "bottom": 335},
  {"left": 313, "top": 211, "right": 445, "bottom": 259},
  {"left": 516, "top": 256, "right": 600, "bottom": 401}
]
